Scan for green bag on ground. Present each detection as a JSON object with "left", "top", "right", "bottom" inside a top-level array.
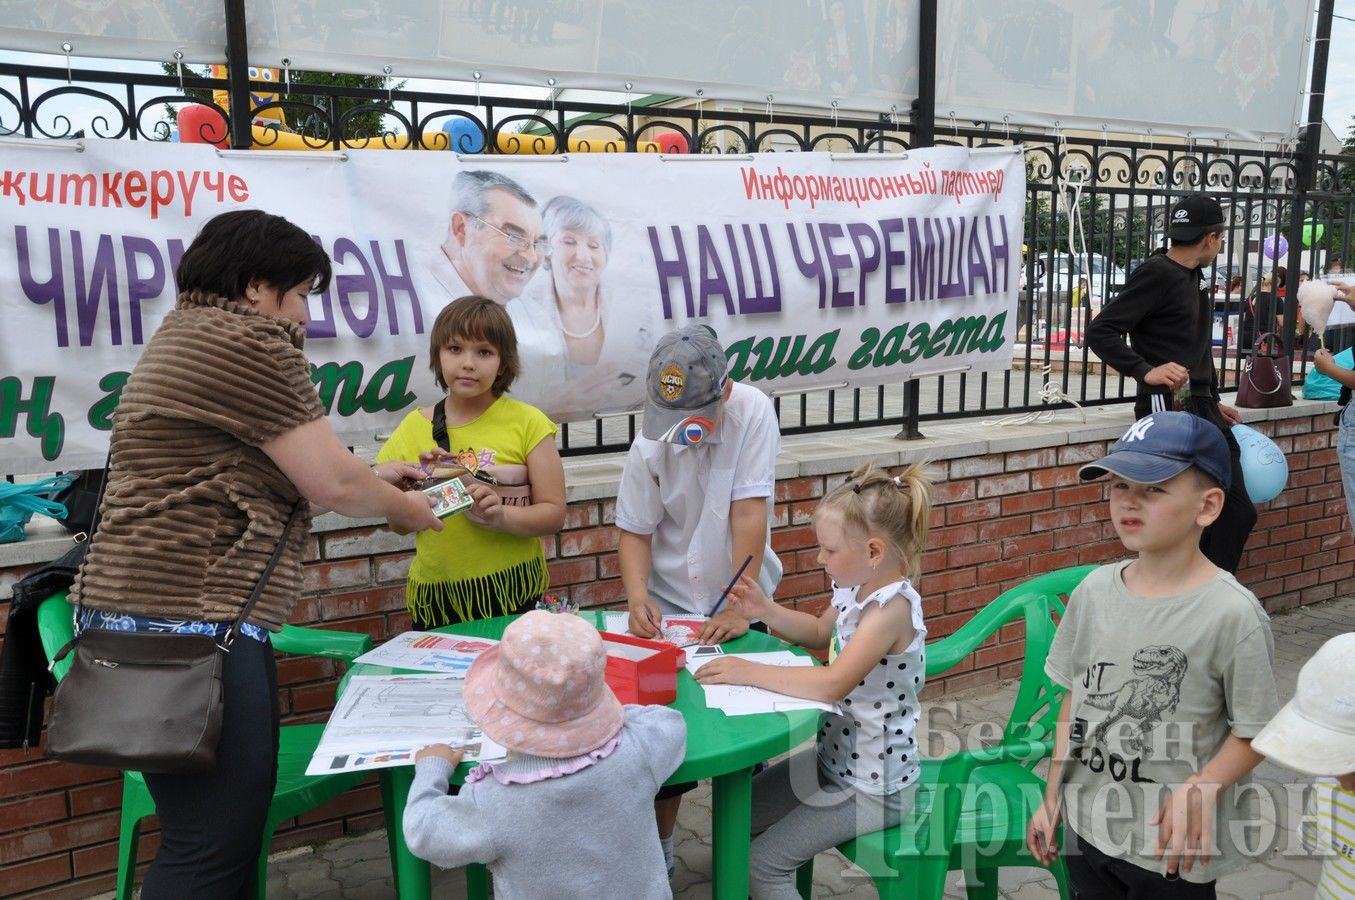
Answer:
[{"left": 1303, "top": 347, "right": 1355, "bottom": 400}]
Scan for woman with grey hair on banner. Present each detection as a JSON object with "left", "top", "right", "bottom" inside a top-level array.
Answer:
[{"left": 510, "top": 194, "right": 657, "bottom": 421}]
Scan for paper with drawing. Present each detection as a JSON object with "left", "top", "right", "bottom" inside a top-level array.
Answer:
[
  {"left": 306, "top": 674, "right": 506, "bottom": 776},
  {"left": 688, "top": 651, "right": 837, "bottom": 716},
  {"left": 351, "top": 631, "right": 499, "bottom": 675},
  {"left": 602, "top": 612, "right": 708, "bottom": 648}
]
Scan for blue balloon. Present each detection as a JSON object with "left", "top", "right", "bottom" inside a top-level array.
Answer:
[
  {"left": 441, "top": 118, "right": 485, "bottom": 154},
  {"left": 1231, "top": 423, "right": 1288, "bottom": 502}
]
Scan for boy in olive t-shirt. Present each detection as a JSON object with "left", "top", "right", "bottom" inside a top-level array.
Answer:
[{"left": 1027, "top": 412, "right": 1279, "bottom": 898}]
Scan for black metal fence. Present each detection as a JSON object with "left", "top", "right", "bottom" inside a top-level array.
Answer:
[{"left": 5, "top": 60, "right": 1353, "bottom": 456}]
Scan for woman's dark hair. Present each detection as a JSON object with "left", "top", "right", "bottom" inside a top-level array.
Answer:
[
  {"left": 428, "top": 295, "right": 520, "bottom": 395},
  {"left": 175, "top": 210, "right": 332, "bottom": 299}
]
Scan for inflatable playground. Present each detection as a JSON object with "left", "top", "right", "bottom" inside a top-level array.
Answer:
[{"left": 177, "top": 67, "right": 689, "bottom": 155}]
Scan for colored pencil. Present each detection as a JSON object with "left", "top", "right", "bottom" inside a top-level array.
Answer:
[{"left": 710, "top": 554, "right": 754, "bottom": 616}]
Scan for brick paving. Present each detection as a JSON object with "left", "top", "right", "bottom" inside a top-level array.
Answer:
[{"left": 105, "top": 596, "right": 1354, "bottom": 899}]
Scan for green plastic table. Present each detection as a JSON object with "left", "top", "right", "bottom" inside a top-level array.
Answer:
[{"left": 339, "top": 612, "right": 822, "bottom": 900}]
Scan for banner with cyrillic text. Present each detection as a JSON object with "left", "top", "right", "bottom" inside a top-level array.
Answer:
[{"left": 0, "top": 140, "right": 1023, "bottom": 474}]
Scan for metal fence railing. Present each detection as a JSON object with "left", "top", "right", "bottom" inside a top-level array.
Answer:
[{"left": 5, "top": 60, "right": 1352, "bottom": 455}]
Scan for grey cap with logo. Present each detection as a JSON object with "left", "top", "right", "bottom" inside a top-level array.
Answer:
[{"left": 642, "top": 325, "right": 728, "bottom": 445}]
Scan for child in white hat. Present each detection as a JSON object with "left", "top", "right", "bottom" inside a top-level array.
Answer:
[
  {"left": 403, "top": 611, "right": 686, "bottom": 899},
  {"left": 1253, "top": 633, "right": 1355, "bottom": 900}
]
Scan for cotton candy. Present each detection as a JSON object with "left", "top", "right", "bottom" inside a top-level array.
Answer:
[{"left": 1297, "top": 279, "right": 1339, "bottom": 335}]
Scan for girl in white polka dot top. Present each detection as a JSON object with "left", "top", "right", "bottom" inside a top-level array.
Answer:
[{"left": 694, "top": 461, "right": 931, "bottom": 900}]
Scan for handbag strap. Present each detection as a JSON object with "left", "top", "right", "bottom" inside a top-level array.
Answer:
[
  {"left": 431, "top": 399, "right": 451, "bottom": 452},
  {"left": 223, "top": 501, "right": 305, "bottom": 648},
  {"left": 69, "top": 452, "right": 112, "bottom": 635},
  {"left": 66, "top": 498, "right": 305, "bottom": 651},
  {"left": 1242, "top": 360, "right": 1285, "bottom": 394},
  {"left": 1254, "top": 332, "right": 1284, "bottom": 356}
]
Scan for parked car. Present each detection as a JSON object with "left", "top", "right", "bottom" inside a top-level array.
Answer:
[{"left": 1032, "top": 252, "right": 1126, "bottom": 301}]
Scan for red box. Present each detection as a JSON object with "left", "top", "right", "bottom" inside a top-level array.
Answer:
[{"left": 601, "top": 631, "right": 685, "bottom": 705}]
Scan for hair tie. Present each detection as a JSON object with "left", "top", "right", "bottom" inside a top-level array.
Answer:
[
  {"left": 893, "top": 475, "right": 904, "bottom": 488},
  {"left": 852, "top": 481, "right": 863, "bottom": 494}
]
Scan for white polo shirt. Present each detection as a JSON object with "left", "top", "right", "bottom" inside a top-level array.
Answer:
[{"left": 615, "top": 381, "right": 782, "bottom": 616}]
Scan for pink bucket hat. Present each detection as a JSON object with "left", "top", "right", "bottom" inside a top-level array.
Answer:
[{"left": 464, "top": 611, "right": 624, "bottom": 758}]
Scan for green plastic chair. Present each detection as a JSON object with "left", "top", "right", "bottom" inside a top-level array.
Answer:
[
  {"left": 797, "top": 564, "right": 1094, "bottom": 900},
  {"left": 37, "top": 590, "right": 374, "bottom": 900}
]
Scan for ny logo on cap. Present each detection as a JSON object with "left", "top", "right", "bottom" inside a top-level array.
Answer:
[{"left": 1122, "top": 418, "right": 1156, "bottom": 442}]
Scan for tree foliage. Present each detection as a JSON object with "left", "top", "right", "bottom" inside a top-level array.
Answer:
[{"left": 160, "top": 65, "right": 400, "bottom": 140}]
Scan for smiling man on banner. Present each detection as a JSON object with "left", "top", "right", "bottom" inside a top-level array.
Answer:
[{"left": 424, "top": 170, "right": 548, "bottom": 307}]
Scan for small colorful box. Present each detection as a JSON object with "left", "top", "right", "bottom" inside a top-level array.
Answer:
[
  {"left": 601, "top": 631, "right": 685, "bottom": 705},
  {"left": 421, "top": 476, "right": 474, "bottom": 519}
]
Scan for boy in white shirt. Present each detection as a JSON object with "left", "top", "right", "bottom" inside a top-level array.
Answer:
[
  {"left": 615, "top": 324, "right": 782, "bottom": 874},
  {"left": 1253, "top": 633, "right": 1355, "bottom": 900},
  {"left": 616, "top": 324, "right": 782, "bottom": 643}
]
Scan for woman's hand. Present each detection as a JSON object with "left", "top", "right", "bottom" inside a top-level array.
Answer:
[
  {"left": 374, "top": 460, "right": 426, "bottom": 489},
  {"left": 692, "top": 656, "right": 757, "bottom": 685},
  {"left": 389, "top": 490, "right": 443, "bottom": 535},
  {"left": 415, "top": 743, "right": 465, "bottom": 766},
  {"left": 462, "top": 480, "right": 504, "bottom": 529},
  {"left": 1315, "top": 347, "right": 1339, "bottom": 376}
]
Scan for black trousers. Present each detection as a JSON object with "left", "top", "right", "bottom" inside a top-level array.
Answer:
[
  {"left": 1067, "top": 829, "right": 1217, "bottom": 900},
  {"left": 141, "top": 636, "right": 279, "bottom": 900},
  {"left": 1135, "top": 396, "right": 1256, "bottom": 574},
  {"left": 1200, "top": 422, "right": 1255, "bottom": 575}
]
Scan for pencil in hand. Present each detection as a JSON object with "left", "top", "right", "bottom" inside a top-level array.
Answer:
[{"left": 710, "top": 554, "right": 754, "bottom": 616}]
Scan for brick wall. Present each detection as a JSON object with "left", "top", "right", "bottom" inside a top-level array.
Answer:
[{"left": 1, "top": 409, "right": 1348, "bottom": 897}]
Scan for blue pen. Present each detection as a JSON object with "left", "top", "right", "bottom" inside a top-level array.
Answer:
[{"left": 710, "top": 554, "right": 754, "bottom": 617}]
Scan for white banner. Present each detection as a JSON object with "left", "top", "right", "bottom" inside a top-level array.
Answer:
[
  {"left": 2, "top": 1, "right": 1310, "bottom": 140},
  {"left": 0, "top": 140, "right": 1023, "bottom": 475},
  {"left": 0, "top": 1, "right": 919, "bottom": 117},
  {"left": 936, "top": 0, "right": 1312, "bottom": 143}
]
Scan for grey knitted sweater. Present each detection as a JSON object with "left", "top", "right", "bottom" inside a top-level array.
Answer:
[{"left": 404, "top": 704, "right": 685, "bottom": 899}]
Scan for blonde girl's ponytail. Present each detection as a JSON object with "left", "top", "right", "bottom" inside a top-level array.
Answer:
[{"left": 815, "top": 461, "right": 934, "bottom": 582}]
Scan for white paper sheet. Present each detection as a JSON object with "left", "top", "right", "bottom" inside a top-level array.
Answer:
[
  {"left": 602, "top": 612, "right": 708, "bottom": 648},
  {"left": 306, "top": 674, "right": 506, "bottom": 776},
  {"left": 689, "top": 651, "right": 837, "bottom": 716},
  {"left": 351, "top": 631, "right": 499, "bottom": 676}
]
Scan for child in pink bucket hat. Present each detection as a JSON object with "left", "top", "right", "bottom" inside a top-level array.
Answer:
[{"left": 403, "top": 611, "right": 686, "bottom": 898}]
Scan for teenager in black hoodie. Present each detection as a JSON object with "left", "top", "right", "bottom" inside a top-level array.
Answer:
[{"left": 1087, "top": 194, "right": 1256, "bottom": 573}]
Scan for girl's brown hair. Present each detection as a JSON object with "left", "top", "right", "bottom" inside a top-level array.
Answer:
[
  {"left": 428, "top": 295, "right": 520, "bottom": 395},
  {"left": 813, "top": 461, "right": 933, "bottom": 582}
]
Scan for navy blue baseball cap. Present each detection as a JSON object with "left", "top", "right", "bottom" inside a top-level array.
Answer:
[{"left": 1079, "top": 412, "right": 1231, "bottom": 490}]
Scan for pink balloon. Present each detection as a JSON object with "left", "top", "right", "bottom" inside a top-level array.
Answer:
[
  {"left": 177, "top": 104, "right": 229, "bottom": 148},
  {"left": 652, "top": 130, "right": 689, "bottom": 154}
]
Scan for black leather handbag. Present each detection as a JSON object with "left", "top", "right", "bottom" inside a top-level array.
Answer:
[{"left": 45, "top": 505, "right": 301, "bottom": 773}]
